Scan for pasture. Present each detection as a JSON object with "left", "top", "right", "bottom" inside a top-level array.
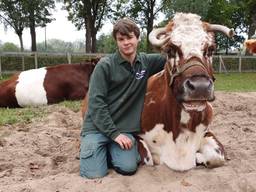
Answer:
[{"left": 0, "top": 73, "right": 256, "bottom": 191}]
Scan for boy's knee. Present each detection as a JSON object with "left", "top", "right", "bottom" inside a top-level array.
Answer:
[
  {"left": 80, "top": 154, "right": 108, "bottom": 179},
  {"left": 113, "top": 162, "right": 138, "bottom": 176}
]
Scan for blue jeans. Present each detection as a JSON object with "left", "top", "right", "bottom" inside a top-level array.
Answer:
[{"left": 80, "top": 133, "right": 140, "bottom": 179}]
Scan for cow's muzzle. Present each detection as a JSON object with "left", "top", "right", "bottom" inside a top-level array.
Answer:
[
  {"left": 183, "top": 76, "right": 214, "bottom": 100},
  {"left": 181, "top": 76, "right": 215, "bottom": 111}
]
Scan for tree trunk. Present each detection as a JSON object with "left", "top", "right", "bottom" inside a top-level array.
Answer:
[
  {"left": 147, "top": 18, "right": 154, "bottom": 53},
  {"left": 18, "top": 34, "right": 24, "bottom": 52},
  {"left": 85, "top": 2, "right": 92, "bottom": 53},
  {"left": 30, "top": 25, "right": 37, "bottom": 51},
  {"left": 30, "top": 23, "right": 37, "bottom": 51},
  {"left": 28, "top": 9, "right": 37, "bottom": 51},
  {"left": 248, "top": 12, "right": 256, "bottom": 38},
  {"left": 91, "top": 28, "right": 97, "bottom": 53},
  {"left": 85, "top": 27, "right": 92, "bottom": 53},
  {"left": 146, "top": 0, "right": 155, "bottom": 53}
]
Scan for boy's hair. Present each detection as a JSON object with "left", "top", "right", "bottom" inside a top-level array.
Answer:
[{"left": 112, "top": 18, "right": 140, "bottom": 40}]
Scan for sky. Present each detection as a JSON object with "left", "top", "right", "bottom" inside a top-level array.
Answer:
[{"left": 0, "top": 3, "right": 113, "bottom": 49}]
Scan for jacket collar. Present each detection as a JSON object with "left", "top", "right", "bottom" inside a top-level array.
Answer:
[{"left": 115, "top": 50, "right": 141, "bottom": 65}]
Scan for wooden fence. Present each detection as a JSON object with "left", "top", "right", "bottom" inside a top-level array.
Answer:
[{"left": 0, "top": 52, "right": 256, "bottom": 76}]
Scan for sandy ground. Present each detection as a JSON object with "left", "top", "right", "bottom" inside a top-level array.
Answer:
[{"left": 0, "top": 91, "right": 256, "bottom": 192}]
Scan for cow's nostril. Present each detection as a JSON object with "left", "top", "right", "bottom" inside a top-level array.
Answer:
[
  {"left": 186, "top": 80, "right": 195, "bottom": 91},
  {"left": 207, "top": 79, "right": 213, "bottom": 90}
]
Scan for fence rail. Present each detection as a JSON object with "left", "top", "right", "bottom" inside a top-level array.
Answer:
[
  {"left": 0, "top": 52, "right": 105, "bottom": 75},
  {"left": 0, "top": 52, "right": 256, "bottom": 76}
]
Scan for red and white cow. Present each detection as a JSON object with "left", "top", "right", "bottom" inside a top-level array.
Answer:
[
  {"left": 245, "top": 39, "right": 256, "bottom": 53},
  {"left": 244, "top": 30, "right": 256, "bottom": 53},
  {"left": 0, "top": 60, "right": 97, "bottom": 108},
  {"left": 138, "top": 13, "right": 234, "bottom": 171}
]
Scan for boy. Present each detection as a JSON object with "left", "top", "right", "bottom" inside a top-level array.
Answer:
[{"left": 80, "top": 18, "right": 166, "bottom": 178}]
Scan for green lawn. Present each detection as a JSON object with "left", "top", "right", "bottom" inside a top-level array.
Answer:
[{"left": 214, "top": 73, "right": 256, "bottom": 92}]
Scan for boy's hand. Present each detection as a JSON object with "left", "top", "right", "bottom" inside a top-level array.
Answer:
[{"left": 114, "top": 134, "right": 133, "bottom": 150}]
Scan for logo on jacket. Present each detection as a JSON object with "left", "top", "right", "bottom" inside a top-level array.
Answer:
[{"left": 135, "top": 70, "right": 146, "bottom": 80}]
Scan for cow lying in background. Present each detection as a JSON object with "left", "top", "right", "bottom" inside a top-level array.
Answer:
[
  {"left": 245, "top": 38, "right": 256, "bottom": 53},
  {"left": 138, "top": 13, "right": 234, "bottom": 171},
  {"left": 0, "top": 60, "right": 98, "bottom": 108}
]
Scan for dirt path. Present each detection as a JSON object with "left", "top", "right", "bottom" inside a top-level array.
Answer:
[{"left": 0, "top": 91, "right": 256, "bottom": 192}]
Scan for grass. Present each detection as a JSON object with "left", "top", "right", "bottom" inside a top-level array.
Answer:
[
  {"left": 0, "top": 106, "right": 49, "bottom": 126},
  {"left": 0, "top": 72, "right": 256, "bottom": 126},
  {"left": 214, "top": 73, "right": 256, "bottom": 92},
  {"left": 0, "top": 74, "right": 12, "bottom": 82},
  {"left": 0, "top": 100, "right": 81, "bottom": 126},
  {"left": 59, "top": 100, "right": 81, "bottom": 113}
]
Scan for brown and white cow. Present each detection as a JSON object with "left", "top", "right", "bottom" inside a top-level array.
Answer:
[
  {"left": 245, "top": 39, "right": 256, "bottom": 54},
  {"left": 244, "top": 30, "right": 256, "bottom": 53},
  {"left": 0, "top": 60, "right": 97, "bottom": 108},
  {"left": 138, "top": 13, "right": 234, "bottom": 171}
]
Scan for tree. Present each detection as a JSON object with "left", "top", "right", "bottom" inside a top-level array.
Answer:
[
  {"left": 0, "top": 0, "right": 27, "bottom": 51},
  {"left": 205, "top": 0, "right": 239, "bottom": 54},
  {"left": 37, "top": 39, "right": 74, "bottom": 52},
  {"left": 163, "top": 0, "right": 211, "bottom": 20},
  {"left": 113, "top": 0, "right": 166, "bottom": 52},
  {"left": 22, "top": 0, "right": 55, "bottom": 51},
  {"left": 63, "top": 0, "right": 111, "bottom": 53},
  {"left": 96, "top": 34, "right": 116, "bottom": 53},
  {"left": 163, "top": 0, "right": 241, "bottom": 54},
  {"left": 232, "top": 0, "right": 256, "bottom": 39},
  {"left": 0, "top": 0, "right": 55, "bottom": 52}
]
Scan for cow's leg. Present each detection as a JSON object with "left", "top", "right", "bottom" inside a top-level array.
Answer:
[
  {"left": 136, "top": 136, "right": 154, "bottom": 166},
  {"left": 196, "top": 131, "right": 225, "bottom": 168}
]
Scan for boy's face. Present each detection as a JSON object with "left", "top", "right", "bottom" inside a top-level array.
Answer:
[{"left": 116, "top": 32, "right": 139, "bottom": 57}]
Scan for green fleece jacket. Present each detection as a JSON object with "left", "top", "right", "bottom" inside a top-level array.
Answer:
[{"left": 81, "top": 51, "right": 166, "bottom": 140}]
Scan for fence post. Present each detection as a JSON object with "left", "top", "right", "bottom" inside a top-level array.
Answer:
[
  {"left": 22, "top": 55, "right": 25, "bottom": 71},
  {"left": 34, "top": 52, "right": 38, "bottom": 69},
  {"left": 218, "top": 55, "right": 222, "bottom": 73},
  {"left": 238, "top": 55, "right": 242, "bottom": 73},
  {"left": 67, "top": 52, "right": 71, "bottom": 64}
]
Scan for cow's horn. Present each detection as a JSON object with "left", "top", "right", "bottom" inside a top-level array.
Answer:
[
  {"left": 149, "top": 27, "right": 170, "bottom": 47},
  {"left": 207, "top": 24, "right": 235, "bottom": 38}
]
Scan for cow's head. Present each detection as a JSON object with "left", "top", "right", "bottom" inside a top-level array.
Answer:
[{"left": 149, "top": 13, "right": 234, "bottom": 112}]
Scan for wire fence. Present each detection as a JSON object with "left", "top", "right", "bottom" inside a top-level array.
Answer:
[{"left": 0, "top": 52, "right": 256, "bottom": 76}]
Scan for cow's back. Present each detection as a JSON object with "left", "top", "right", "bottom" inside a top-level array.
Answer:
[{"left": 44, "top": 63, "right": 95, "bottom": 103}]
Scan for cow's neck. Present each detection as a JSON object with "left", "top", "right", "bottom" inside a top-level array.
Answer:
[
  {"left": 162, "top": 70, "right": 182, "bottom": 140},
  {"left": 163, "top": 69, "right": 209, "bottom": 141}
]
